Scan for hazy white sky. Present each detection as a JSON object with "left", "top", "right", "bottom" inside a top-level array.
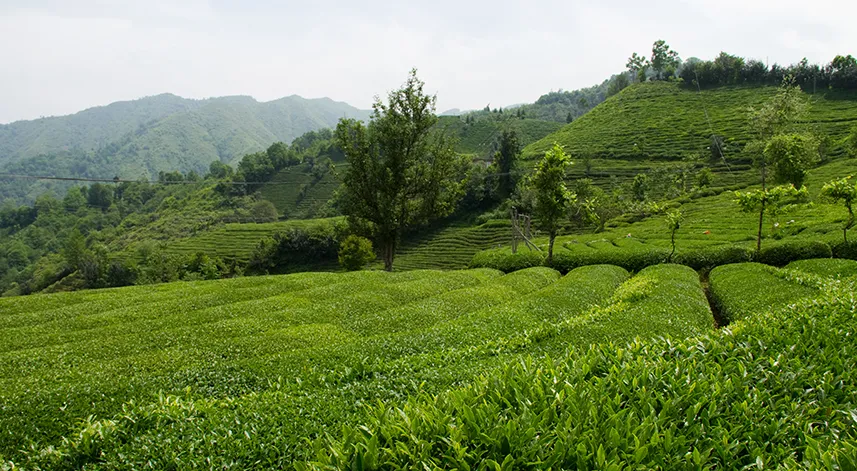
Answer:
[{"left": 1, "top": 0, "right": 855, "bottom": 123}]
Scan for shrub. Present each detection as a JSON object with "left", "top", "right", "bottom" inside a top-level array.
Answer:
[
  {"left": 672, "top": 244, "right": 753, "bottom": 270},
  {"left": 786, "top": 258, "right": 857, "bottom": 279},
  {"left": 832, "top": 240, "right": 857, "bottom": 260},
  {"left": 755, "top": 240, "right": 832, "bottom": 266},
  {"left": 709, "top": 263, "right": 819, "bottom": 323},
  {"left": 338, "top": 235, "right": 375, "bottom": 271},
  {"left": 550, "top": 246, "right": 667, "bottom": 273}
]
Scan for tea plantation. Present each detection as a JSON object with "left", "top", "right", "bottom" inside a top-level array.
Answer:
[{"left": 3, "top": 255, "right": 854, "bottom": 469}]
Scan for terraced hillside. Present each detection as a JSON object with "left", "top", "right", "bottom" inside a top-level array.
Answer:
[
  {"left": 436, "top": 116, "right": 563, "bottom": 157},
  {"left": 164, "top": 217, "right": 343, "bottom": 262},
  {"left": 472, "top": 157, "right": 857, "bottom": 272},
  {"left": 524, "top": 82, "right": 857, "bottom": 161},
  {"left": 385, "top": 220, "right": 513, "bottom": 270}
]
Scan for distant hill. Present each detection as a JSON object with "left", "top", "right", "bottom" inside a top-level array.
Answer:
[{"left": 0, "top": 93, "right": 370, "bottom": 202}]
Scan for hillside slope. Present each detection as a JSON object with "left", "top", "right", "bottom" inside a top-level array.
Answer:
[{"left": 524, "top": 82, "right": 857, "bottom": 161}]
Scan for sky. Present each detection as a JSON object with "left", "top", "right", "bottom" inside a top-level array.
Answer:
[{"left": 1, "top": 0, "right": 856, "bottom": 124}]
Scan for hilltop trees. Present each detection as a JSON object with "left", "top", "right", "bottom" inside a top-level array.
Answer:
[
  {"left": 650, "top": 40, "right": 681, "bottom": 80},
  {"left": 625, "top": 40, "right": 680, "bottom": 82},
  {"left": 335, "top": 69, "right": 467, "bottom": 271},
  {"left": 530, "top": 144, "right": 573, "bottom": 263}
]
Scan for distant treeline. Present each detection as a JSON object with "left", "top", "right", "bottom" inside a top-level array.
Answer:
[{"left": 681, "top": 53, "right": 857, "bottom": 91}]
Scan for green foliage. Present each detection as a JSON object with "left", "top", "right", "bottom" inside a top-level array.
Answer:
[
  {"left": 606, "top": 73, "right": 630, "bottom": 97},
  {"left": 786, "top": 257, "right": 857, "bottom": 278},
  {"left": 530, "top": 143, "right": 573, "bottom": 262},
  {"left": 664, "top": 208, "right": 683, "bottom": 261},
  {"left": 735, "top": 184, "right": 809, "bottom": 251},
  {"left": 469, "top": 248, "right": 545, "bottom": 272},
  {"left": 649, "top": 39, "right": 681, "bottom": 80},
  {"left": 338, "top": 235, "right": 375, "bottom": 271},
  {"left": 763, "top": 133, "right": 820, "bottom": 187},
  {"left": 709, "top": 262, "right": 820, "bottom": 323},
  {"left": 302, "top": 265, "right": 725, "bottom": 470},
  {"left": 492, "top": 129, "right": 521, "bottom": 199},
  {"left": 756, "top": 239, "right": 833, "bottom": 266},
  {"left": 821, "top": 176, "right": 856, "bottom": 242},
  {"left": 336, "top": 70, "right": 468, "bottom": 271}
]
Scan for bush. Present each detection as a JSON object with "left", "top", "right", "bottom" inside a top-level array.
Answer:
[
  {"left": 672, "top": 245, "right": 753, "bottom": 270},
  {"left": 469, "top": 249, "right": 545, "bottom": 273},
  {"left": 338, "top": 236, "right": 375, "bottom": 271},
  {"left": 550, "top": 246, "right": 668, "bottom": 273},
  {"left": 831, "top": 240, "right": 857, "bottom": 260},
  {"left": 755, "top": 240, "right": 832, "bottom": 266},
  {"left": 709, "top": 263, "right": 819, "bottom": 323},
  {"left": 786, "top": 258, "right": 857, "bottom": 279}
]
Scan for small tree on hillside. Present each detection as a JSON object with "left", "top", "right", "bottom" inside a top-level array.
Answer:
[
  {"left": 665, "top": 209, "right": 683, "bottom": 262},
  {"left": 530, "top": 143, "right": 573, "bottom": 264},
  {"left": 735, "top": 184, "right": 808, "bottom": 253},
  {"left": 493, "top": 129, "right": 521, "bottom": 199},
  {"left": 763, "top": 133, "right": 820, "bottom": 188},
  {"left": 335, "top": 69, "right": 468, "bottom": 271},
  {"left": 747, "top": 76, "right": 811, "bottom": 187},
  {"left": 338, "top": 235, "right": 375, "bottom": 271},
  {"left": 821, "top": 176, "right": 857, "bottom": 243},
  {"left": 626, "top": 52, "right": 647, "bottom": 83}
]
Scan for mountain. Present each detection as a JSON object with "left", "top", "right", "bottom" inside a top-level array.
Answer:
[{"left": 0, "top": 93, "right": 371, "bottom": 202}]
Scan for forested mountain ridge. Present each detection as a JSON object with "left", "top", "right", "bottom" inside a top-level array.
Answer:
[{"left": 0, "top": 93, "right": 371, "bottom": 201}]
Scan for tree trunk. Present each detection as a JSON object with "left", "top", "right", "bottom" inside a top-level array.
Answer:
[
  {"left": 382, "top": 236, "right": 396, "bottom": 272},
  {"left": 547, "top": 233, "right": 555, "bottom": 265},
  {"left": 669, "top": 232, "right": 676, "bottom": 263},
  {"left": 756, "top": 201, "right": 765, "bottom": 254},
  {"left": 846, "top": 207, "right": 854, "bottom": 244}
]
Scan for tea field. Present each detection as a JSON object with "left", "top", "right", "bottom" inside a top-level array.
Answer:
[{"left": 3, "top": 256, "right": 854, "bottom": 468}]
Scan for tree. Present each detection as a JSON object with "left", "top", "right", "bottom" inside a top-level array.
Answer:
[
  {"left": 493, "top": 129, "right": 521, "bottom": 199},
  {"left": 848, "top": 126, "right": 857, "bottom": 158},
  {"left": 208, "top": 160, "right": 234, "bottom": 179},
  {"left": 747, "top": 76, "right": 811, "bottom": 187},
  {"left": 581, "top": 186, "right": 623, "bottom": 232},
  {"left": 335, "top": 69, "right": 468, "bottom": 271},
  {"left": 631, "top": 173, "right": 649, "bottom": 201},
  {"left": 87, "top": 183, "right": 114, "bottom": 210},
  {"left": 338, "top": 235, "right": 375, "bottom": 271},
  {"left": 735, "top": 184, "right": 808, "bottom": 253},
  {"left": 62, "top": 228, "right": 87, "bottom": 270},
  {"left": 607, "top": 73, "right": 630, "bottom": 97},
  {"left": 821, "top": 176, "right": 857, "bottom": 243},
  {"left": 650, "top": 40, "right": 680, "bottom": 80},
  {"left": 565, "top": 112, "right": 573, "bottom": 124},
  {"left": 530, "top": 143, "right": 573, "bottom": 263},
  {"left": 763, "top": 133, "right": 820, "bottom": 187},
  {"left": 664, "top": 209, "right": 683, "bottom": 262},
  {"left": 626, "top": 52, "right": 647, "bottom": 82}
]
